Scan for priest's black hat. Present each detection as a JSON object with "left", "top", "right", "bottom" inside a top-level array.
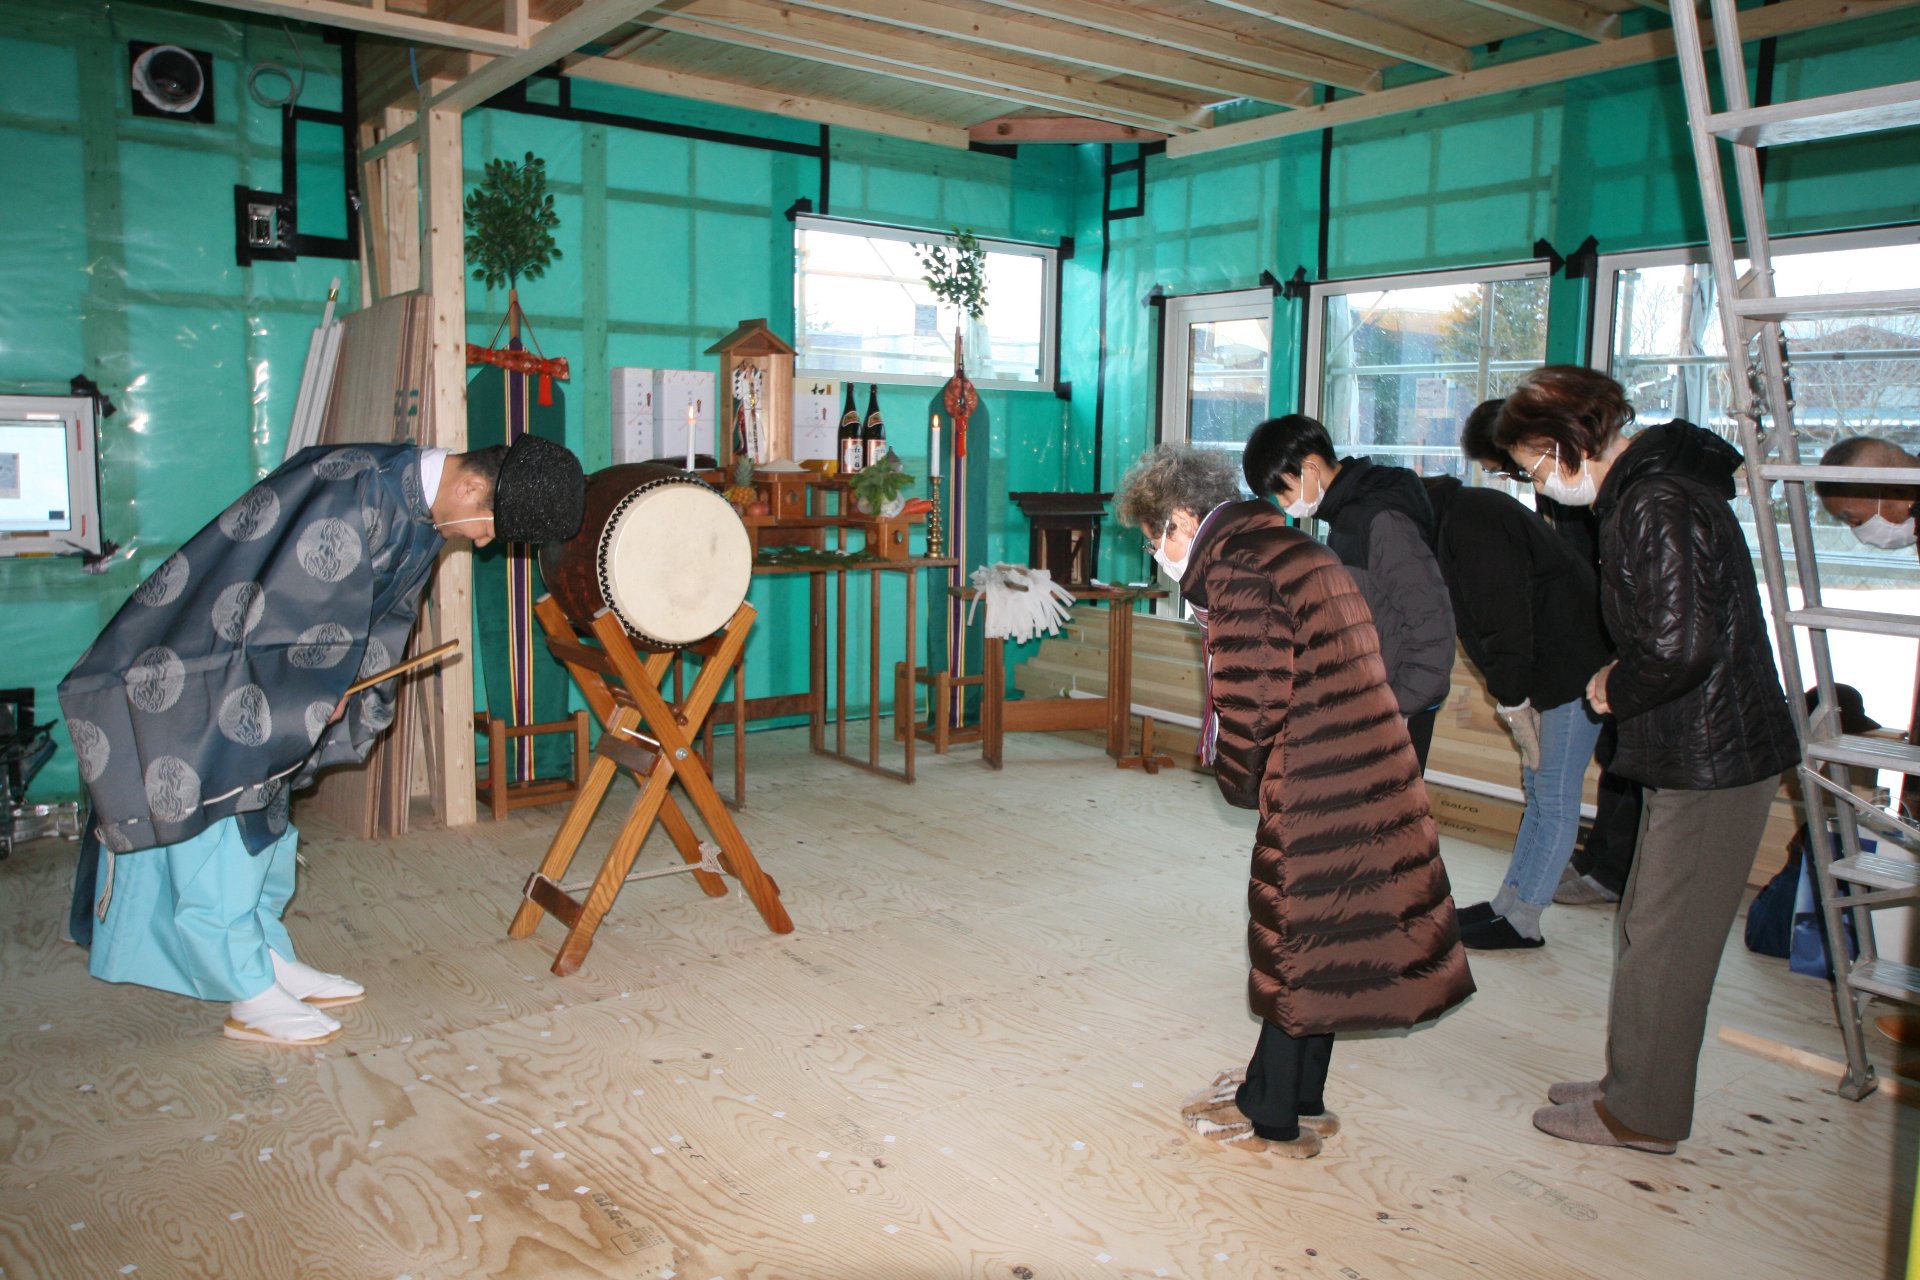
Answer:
[{"left": 493, "top": 435, "right": 585, "bottom": 544}]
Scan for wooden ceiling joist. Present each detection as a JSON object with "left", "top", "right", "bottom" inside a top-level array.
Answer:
[
  {"left": 659, "top": 0, "right": 1212, "bottom": 131},
  {"left": 1458, "top": 0, "right": 1624, "bottom": 41},
  {"left": 1168, "top": 0, "right": 1920, "bottom": 157},
  {"left": 565, "top": 52, "right": 971, "bottom": 148},
  {"left": 431, "top": 0, "right": 671, "bottom": 114},
  {"left": 187, "top": 0, "right": 522, "bottom": 53},
  {"left": 974, "top": 0, "right": 1382, "bottom": 93},
  {"left": 1196, "top": 0, "right": 1475, "bottom": 74},
  {"left": 783, "top": 0, "right": 1316, "bottom": 107}
]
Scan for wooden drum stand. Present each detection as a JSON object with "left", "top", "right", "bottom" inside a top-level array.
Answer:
[{"left": 508, "top": 595, "right": 792, "bottom": 975}]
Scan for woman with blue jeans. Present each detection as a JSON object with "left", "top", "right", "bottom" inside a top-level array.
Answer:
[{"left": 1425, "top": 462, "right": 1612, "bottom": 949}]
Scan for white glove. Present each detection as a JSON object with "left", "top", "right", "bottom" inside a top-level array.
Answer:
[{"left": 1496, "top": 699, "right": 1542, "bottom": 772}]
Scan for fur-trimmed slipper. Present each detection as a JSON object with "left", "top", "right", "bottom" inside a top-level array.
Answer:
[
  {"left": 271, "top": 951, "right": 365, "bottom": 1008},
  {"left": 1217, "top": 1127, "right": 1322, "bottom": 1159},
  {"left": 224, "top": 984, "right": 342, "bottom": 1046},
  {"left": 1179, "top": 1068, "right": 1246, "bottom": 1119},
  {"left": 1298, "top": 1110, "right": 1342, "bottom": 1138}
]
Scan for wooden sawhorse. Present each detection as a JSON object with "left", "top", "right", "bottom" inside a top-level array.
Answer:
[{"left": 508, "top": 597, "right": 792, "bottom": 975}]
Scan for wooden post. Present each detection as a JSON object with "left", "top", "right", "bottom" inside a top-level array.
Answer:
[{"left": 420, "top": 100, "right": 477, "bottom": 828}]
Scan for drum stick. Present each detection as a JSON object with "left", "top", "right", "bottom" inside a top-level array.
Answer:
[{"left": 344, "top": 640, "right": 461, "bottom": 695}]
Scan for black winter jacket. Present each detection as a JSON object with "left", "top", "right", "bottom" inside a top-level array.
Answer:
[
  {"left": 1595, "top": 422, "right": 1799, "bottom": 790},
  {"left": 1314, "top": 457, "right": 1455, "bottom": 714},
  {"left": 1423, "top": 476, "right": 1611, "bottom": 711}
]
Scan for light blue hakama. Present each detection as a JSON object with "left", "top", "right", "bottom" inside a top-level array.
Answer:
[{"left": 88, "top": 815, "right": 300, "bottom": 1002}]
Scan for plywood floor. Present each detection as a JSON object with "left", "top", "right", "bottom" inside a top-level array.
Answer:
[{"left": 1, "top": 727, "right": 1913, "bottom": 1280}]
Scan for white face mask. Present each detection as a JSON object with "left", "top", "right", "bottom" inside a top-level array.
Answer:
[
  {"left": 1283, "top": 467, "right": 1322, "bottom": 520},
  {"left": 1152, "top": 520, "right": 1190, "bottom": 583},
  {"left": 1856, "top": 513, "right": 1917, "bottom": 551},
  {"left": 1533, "top": 446, "right": 1597, "bottom": 507}
]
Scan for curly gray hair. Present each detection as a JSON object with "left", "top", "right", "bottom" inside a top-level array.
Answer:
[{"left": 1113, "top": 444, "right": 1244, "bottom": 531}]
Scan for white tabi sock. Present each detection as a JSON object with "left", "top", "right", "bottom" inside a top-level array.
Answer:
[{"left": 270, "top": 950, "right": 365, "bottom": 1004}]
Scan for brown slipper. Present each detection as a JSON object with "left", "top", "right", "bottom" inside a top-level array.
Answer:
[
  {"left": 1298, "top": 1110, "right": 1341, "bottom": 1138},
  {"left": 1547, "top": 1080, "right": 1604, "bottom": 1106},
  {"left": 1218, "top": 1127, "right": 1322, "bottom": 1159}
]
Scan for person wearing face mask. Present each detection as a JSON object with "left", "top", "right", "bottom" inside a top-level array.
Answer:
[
  {"left": 59, "top": 436, "right": 584, "bottom": 1046},
  {"left": 1115, "top": 444, "right": 1474, "bottom": 1161},
  {"left": 1493, "top": 366, "right": 1797, "bottom": 1155},
  {"left": 1813, "top": 436, "right": 1919, "bottom": 552},
  {"left": 1241, "top": 415, "right": 1455, "bottom": 769}
]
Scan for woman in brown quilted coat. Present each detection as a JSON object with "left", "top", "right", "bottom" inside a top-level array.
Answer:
[{"left": 1116, "top": 444, "right": 1474, "bottom": 1159}]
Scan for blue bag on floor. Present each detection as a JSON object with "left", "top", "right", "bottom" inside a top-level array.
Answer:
[{"left": 1788, "top": 829, "right": 1864, "bottom": 980}]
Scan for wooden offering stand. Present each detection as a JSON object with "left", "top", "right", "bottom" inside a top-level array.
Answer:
[
  {"left": 738, "top": 468, "right": 924, "bottom": 562},
  {"left": 509, "top": 596, "right": 792, "bottom": 976}
]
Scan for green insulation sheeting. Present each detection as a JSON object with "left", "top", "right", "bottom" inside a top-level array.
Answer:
[
  {"left": 0, "top": 0, "right": 352, "bottom": 801},
  {"left": 1074, "top": 10, "right": 1920, "bottom": 584}
]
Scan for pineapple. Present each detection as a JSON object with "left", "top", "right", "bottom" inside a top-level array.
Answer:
[{"left": 722, "top": 456, "right": 759, "bottom": 511}]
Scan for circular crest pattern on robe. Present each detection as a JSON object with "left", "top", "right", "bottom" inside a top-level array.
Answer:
[
  {"left": 132, "top": 553, "right": 189, "bottom": 608},
  {"left": 144, "top": 755, "right": 201, "bottom": 823},
  {"left": 127, "top": 645, "right": 186, "bottom": 714},
  {"left": 297, "top": 517, "right": 363, "bottom": 583},
  {"left": 67, "top": 717, "right": 109, "bottom": 783},
  {"left": 218, "top": 684, "right": 274, "bottom": 747},
  {"left": 218, "top": 487, "right": 280, "bottom": 541},
  {"left": 210, "top": 581, "right": 267, "bottom": 643},
  {"left": 289, "top": 622, "right": 354, "bottom": 669},
  {"left": 313, "top": 448, "right": 376, "bottom": 480}
]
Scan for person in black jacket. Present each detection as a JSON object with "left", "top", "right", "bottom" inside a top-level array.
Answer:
[
  {"left": 1461, "top": 401, "right": 1638, "bottom": 908},
  {"left": 1424, "top": 467, "right": 1610, "bottom": 950},
  {"left": 1495, "top": 366, "right": 1799, "bottom": 1154},
  {"left": 1242, "top": 415, "right": 1454, "bottom": 768}
]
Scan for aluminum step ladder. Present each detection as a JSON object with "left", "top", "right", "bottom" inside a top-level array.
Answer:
[{"left": 1669, "top": 1, "right": 1920, "bottom": 1100}]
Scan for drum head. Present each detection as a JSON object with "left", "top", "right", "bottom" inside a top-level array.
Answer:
[{"left": 598, "top": 481, "right": 753, "bottom": 646}]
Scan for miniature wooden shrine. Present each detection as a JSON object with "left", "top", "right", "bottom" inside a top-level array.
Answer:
[
  {"left": 705, "top": 318, "right": 796, "bottom": 467},
  {"left": 1010, "top": 491, "right": 1111, "bottom": 592}
]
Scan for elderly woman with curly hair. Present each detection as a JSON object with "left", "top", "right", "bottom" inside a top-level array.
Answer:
[
  {"left": 1116, "top": 443, "right": 1473, "bottom": 1159},
  {"left": 1494, "top": 366, "right": 1798, "bottom": 1154}
]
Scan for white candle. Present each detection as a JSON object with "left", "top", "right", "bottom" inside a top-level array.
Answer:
[
  {"left": 929, "top": 414, "right": 941, "bottom": 479},
  {"left": 685, "top": 401, "right": 698, "bottom": 471}
]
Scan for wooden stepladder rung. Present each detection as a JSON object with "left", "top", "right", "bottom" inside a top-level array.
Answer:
[{"left": 508, "top": 597, "right": 792, "bottom": 976}]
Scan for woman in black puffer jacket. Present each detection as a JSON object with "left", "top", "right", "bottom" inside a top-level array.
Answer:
[{"left": 1494, "top": 366, "right": 1798, "bottom": 1155}]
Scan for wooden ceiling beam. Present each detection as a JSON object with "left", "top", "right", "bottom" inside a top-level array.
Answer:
[
  {"left": 184, "top": 0, "right": 523, "bottom": 53},
  {"left": 1169, "top": 0, "right": 1920, "bottom": 157},
  {"left": 430, "top": 0, "right": 670, "bottom": 114},
  {"left": 654, "top": 13, "right": 1199, "bottom": 130},
  {"left": 670, "top": 0, "right": 1212, "bottom": 130},
  {"left": 785, "top": 0, "right": 1315, "bottom": 107},
  {"left": 969, "top": 115, "right": 1169, "bottom": 144},
  {"left": 1196, "top": 0, "right": 1474, "bottom": 74},
  {"left": 1457, "top": 0, "right": 1623, "bottom": 40},
  {"left": 564, "top": 52, "right": 971, "bottom": 147},
  {"left": 981, "top": 0, "right": 1380, "bottom": 92}
]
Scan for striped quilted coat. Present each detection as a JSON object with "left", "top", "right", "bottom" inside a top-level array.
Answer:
[{"left": 1184, "top": 500, "right": 1474, "bottom": 1036}]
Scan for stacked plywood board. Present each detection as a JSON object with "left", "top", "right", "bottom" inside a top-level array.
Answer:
[
  {"left": 1014, "top": 609, "right": 1803, "bottom": 886},
  {"left": 299, "top": 293, "right": 437, "bottom": 840}
]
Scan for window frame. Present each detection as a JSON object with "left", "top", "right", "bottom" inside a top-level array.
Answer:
[
  {"left": 1156, "top": 286, "right": 1275, "bottom": 450},
  {"left": 1588, "top": 222, "right": 1920, "bottom": 370},
  {"left": 792, "top": 214, "right": 1059, "bottom": 392},
  {"left": 1304, "top": 258, "right": 1554, "bottom": 455}
]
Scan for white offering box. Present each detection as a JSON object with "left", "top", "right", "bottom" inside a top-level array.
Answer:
[
  {"left": 792, "top": 380, "right": 841, "bottom": 463},
  {"left": 610, "top": 367, "right": 658, "bottom": 465},
  {"left": 656, "top": 369, "right": 717, "bottom": 462}
]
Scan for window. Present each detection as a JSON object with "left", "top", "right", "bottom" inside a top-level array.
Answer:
[
  {"left": 1158, "top": 289, "right": 1272, "bottom": 453},
  {"left": 1307, "top": 262, "right": 1552, "bottom": 485},
  {"left": 794, "top": 217, "right": 1056, "bottom": 388},
  {"left": 1593, "top": 227, "right": 1920, "bottom": 743}
]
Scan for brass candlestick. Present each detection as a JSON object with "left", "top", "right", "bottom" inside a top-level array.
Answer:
[{"left": 927, "top": 474, "right": 945, "bottom": 558}]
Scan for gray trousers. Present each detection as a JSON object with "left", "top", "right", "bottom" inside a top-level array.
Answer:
[{"left": 1601, "top": 775, "right": 1778, "bottom": 1140}]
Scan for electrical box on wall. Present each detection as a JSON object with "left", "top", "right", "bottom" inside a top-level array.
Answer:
[{"left": 233, "top": 187, "right": 296, "bottom": 265}]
